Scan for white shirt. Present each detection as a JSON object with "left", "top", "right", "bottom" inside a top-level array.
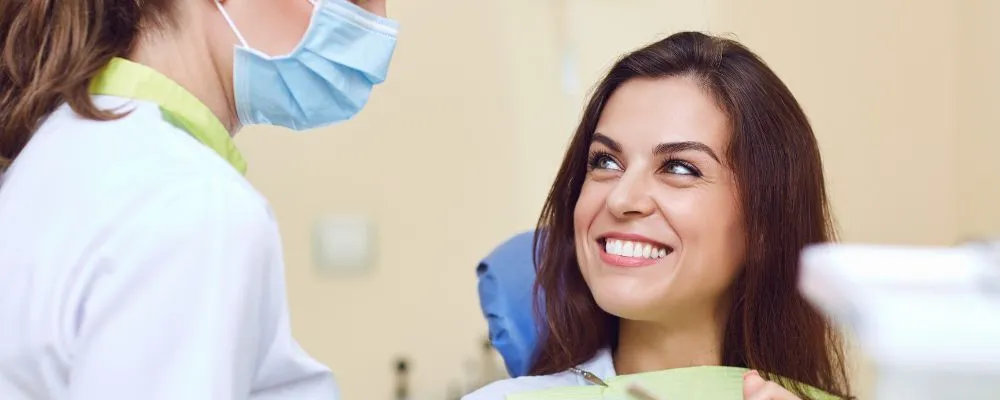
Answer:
[
  {"left": 463, "top": 348, "right": 615, "bottom": 400},
  {"left": 0, "top": 96, "right": 337, "bottom": 399}
]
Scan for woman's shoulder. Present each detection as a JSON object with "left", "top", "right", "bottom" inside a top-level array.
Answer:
[
  {"left": 462, "top": 370, "right": 582, "bottom": 400},
  {"left": 36, "top": 96, "right": 239, "bottom": 176},
  {"left": 465, "top": 348, "right": 616, "bottom": 400},
  {"left": 25, "top": 97, "right": 259, "bottom": 203}
]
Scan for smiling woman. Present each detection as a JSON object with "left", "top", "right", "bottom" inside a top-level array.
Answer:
[{"left": 464, "top": 31, "right": 851, "bottom": 400}]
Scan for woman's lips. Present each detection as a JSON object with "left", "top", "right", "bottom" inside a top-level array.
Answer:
[{"left": 599, "top": 250, "right": 661, "bottom": 267}]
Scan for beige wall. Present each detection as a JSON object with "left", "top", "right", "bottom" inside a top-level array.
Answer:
[
  {"left": 713, "top": 0, "right": 963, "bottom": 246},
  {"left": 959, "top": 0, "right": 1000, "bottom": 241},
  {"left": 235, "top": 1, "right": 996, "bottom": 398}
]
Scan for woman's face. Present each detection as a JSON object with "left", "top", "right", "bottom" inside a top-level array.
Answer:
[
  {"left": 573, "top": 76, "right": 746, "bottom": 324},
  {"left": 210, "top": 0, "right": 315, "bottom": 57},
  {"left": 209, "top": 0, "right": 388, "bottom": 57}
]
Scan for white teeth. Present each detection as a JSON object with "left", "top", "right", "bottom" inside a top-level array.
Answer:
[
  {"left": 602, "top": 239, "right": 670, "bottom": 259},
  {"left": 622, "top": 241, "right": 634, "bottom": 256}
]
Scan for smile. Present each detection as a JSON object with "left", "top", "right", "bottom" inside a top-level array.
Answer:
[{"left": 597, "top": 237, "right": 674, "bottom": 267}]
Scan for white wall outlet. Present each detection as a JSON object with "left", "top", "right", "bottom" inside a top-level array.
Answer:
[{"left": 312, "top": 214, "right": 376, "bottom": 275}]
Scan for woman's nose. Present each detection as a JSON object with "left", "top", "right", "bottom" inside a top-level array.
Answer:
[{"left": 606, "top": 172, "right": 656, "bottom": 219}]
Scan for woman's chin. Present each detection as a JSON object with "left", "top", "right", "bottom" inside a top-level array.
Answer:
[{"left": 591, "top": 284, "right": 670, "bottom": 321}]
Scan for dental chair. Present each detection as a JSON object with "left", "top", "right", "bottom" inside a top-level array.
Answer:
[{"left": 475, "top": 230, "right": 544, "bottom": 377}]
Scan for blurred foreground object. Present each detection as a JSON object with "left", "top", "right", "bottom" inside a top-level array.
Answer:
[{"left": 800, "top": 242, "right": 1000, "bottom": 400}]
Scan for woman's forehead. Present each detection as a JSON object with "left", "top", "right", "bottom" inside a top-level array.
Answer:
[{"left": 594, "top": 77, "right": 730, "bottom": 153}]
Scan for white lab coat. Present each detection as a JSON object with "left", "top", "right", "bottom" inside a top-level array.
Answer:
[
  {"left": 0, "top": 96, "right": 337, "bottom": 399},
  {"left": 463, "top": 349, "right": 615, "bottom": 400}
]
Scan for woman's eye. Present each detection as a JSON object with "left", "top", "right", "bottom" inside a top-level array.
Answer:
[
  {"left": 589, "top": 153, "right": 623, "bottom": 171},
  {"left": 663, "top": 160, "right": 701, "bottom": 177}
]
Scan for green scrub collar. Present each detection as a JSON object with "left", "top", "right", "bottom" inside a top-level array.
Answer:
[{"left": 90, "top": 57, "right": 247, "bottom": 174}]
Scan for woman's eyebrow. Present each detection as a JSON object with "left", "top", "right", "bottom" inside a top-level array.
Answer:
[
  {"left": 593, "top": 132, "right": 721, "bottom": 163},
  {"left": 591, "top": 133, "right": 622, "bottom": 152},
  {"left": 654, "top": 141, "right": 720, "bottom": 163}
]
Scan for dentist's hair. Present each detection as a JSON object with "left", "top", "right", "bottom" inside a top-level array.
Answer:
[
  {"left": 0, "top": 0, "right": 173, "bottom": 171},
  {"left": 531, "top": 32, "right": 852, "bottom": 400}
]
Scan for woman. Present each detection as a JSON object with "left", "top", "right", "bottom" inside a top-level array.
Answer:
[
  {"left": 466, "top": 32, "right": 852, "bottom": 400},
  {"left": 0, "top": 0, "right": 395, "bottom": 398}
]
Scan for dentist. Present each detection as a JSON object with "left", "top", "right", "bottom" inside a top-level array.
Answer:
[{"left": 0, "top": 0, "right": 397, "bottom": 398}]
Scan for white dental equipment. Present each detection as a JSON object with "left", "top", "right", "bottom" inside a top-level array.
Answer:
[{"left": 799, "top": 241, "right": 1000, "bottom": 400}]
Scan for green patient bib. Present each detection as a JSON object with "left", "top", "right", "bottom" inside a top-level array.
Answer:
[
  {"left": 89, "top": 57, "right": 248, "bottom": 174},
  {"left": 509, "top": 366, "right": 839, "bottom": 400}
]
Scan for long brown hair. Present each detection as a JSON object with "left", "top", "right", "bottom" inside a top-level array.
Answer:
[
  {"left": 530, "top": 31, "right": 851, "bottom": 399},
  {"left": 0, "top": 0, "right": 174, "bottom": 171}
]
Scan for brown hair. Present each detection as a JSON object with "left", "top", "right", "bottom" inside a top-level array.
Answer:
[
  {"left": 0, "top": 0, "right": 174, "bottom": 171},
  {"left": 530, "top": 31, "right": 852, "bottom": 399}
]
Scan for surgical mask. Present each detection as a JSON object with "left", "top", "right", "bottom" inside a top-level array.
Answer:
[{"left": 215, "top": 0, "right": 398, "bottom": 130}]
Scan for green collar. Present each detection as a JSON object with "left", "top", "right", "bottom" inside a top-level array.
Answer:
[{"left": 89, "top": 57, "right": 247, "bottom": 174}]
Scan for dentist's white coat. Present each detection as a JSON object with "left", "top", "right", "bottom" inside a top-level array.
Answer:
[{"left": 0, "top": 96, "right": 337, "bottom": 399}]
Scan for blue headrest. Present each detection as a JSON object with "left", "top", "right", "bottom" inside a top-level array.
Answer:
[{"left": 476, "top": 230, "right": 543, "bottom": 377}]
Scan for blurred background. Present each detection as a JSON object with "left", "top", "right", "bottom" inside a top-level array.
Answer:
[{"left": 234, "top": 0, "right": 1000, "bottom": 398}]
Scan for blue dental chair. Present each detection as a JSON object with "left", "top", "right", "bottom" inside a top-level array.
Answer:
[{"left": 476, "top": 230, "right": 545, "bottom": 377}]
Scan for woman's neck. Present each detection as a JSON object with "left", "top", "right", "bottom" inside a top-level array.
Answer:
[
  {"left": 614, "top": 308, "right": 729, "bottom": 375},
  {"left": 129, "top": 22, "right": 238, "bottom": 133}
]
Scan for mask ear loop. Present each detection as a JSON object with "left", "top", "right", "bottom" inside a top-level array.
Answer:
[{"left": 214, "top": 1, "right": 250, "bottom": 48}]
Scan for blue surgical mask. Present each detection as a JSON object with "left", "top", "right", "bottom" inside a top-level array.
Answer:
[{"left": 215, "top": 0, "right": 398, "bottom": 130}]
